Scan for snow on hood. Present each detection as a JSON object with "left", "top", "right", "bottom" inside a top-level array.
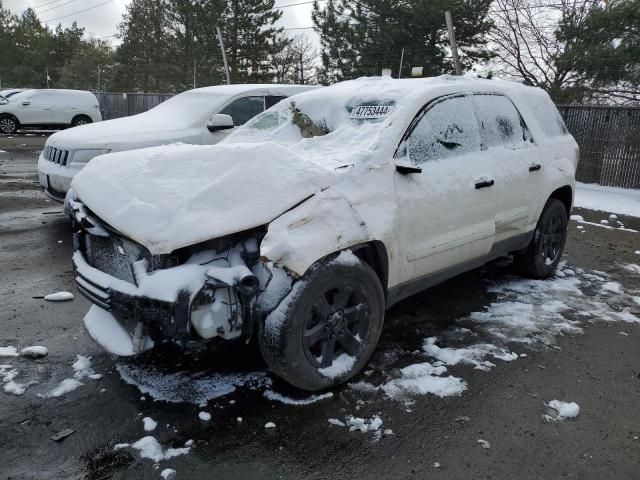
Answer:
[{"left": 71, "top": 142, "right": 334, "bottom": 254}]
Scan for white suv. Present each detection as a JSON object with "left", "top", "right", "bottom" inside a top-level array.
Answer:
[
  {"left": 38, "top": 84, "right": 317, "bottom": 201},
  {"left": 0, "top": 89, "right": 101, "bottom": 134},
  {"left": 65, "top": 76, "right": 578, "bottom": 391}
]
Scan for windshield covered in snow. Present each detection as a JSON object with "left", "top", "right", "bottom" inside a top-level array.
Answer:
[
  {"left": 224, "top": 92, "right": 399, "bottom": 166},
  {"left": 141, "top": 91, "right": 226, "bottom": 127}
]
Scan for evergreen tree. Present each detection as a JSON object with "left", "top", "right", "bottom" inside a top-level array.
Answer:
[
  {"left": 312, "top": 0, "right": 494, "bottom": 83},
  {"left": 59, "top": 39, "right": 114, "bottom": 91},
  {"left": 222, "top": 0, "right": 288, "bottom": 82}
]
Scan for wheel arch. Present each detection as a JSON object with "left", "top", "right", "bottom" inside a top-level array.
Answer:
[
  {"left": 350, "top": 241, "right": 389, "bottom": 294},
  {"left": 71, "top": 114, "right": 92, "bottom": 125},
  {"left": 549, "top": 185, "right": 573, "bottom": 216}
]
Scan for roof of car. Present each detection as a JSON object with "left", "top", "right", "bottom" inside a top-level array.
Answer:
[{"left": 188, "top": 84, "right": 319, "bottom": 96}]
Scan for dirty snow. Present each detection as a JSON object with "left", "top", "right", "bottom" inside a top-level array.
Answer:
[
  {"left": 544, "top": 400, "right": 580, "bottom": 421},
  {"left": 574, "top": 182, "right": 640, "bottom": 218},
  {"left": 380, "top": 362, "right": 467, "bottom": 399},
  {"left": 0, "top": 346, "right": 19, "bottom": 357},
  {"left": 264, "top": 421, "right": 276, "bottom": 429},
  {"left": 621, "top": 264, "right": 640, "bottom": 274},
  {"left": 44, "top": 291, "right": 74, "bottom": 301},
  {"left": 318, "top": 353, "right": 356, "bottom": 378},
  {"left": 20, "top": 346, "right": 48, "bottom": 358},
  {"left": 143, "top": 417, "right": 158, "bottom": 432},
  {"left": 423, "top": 337, "right": 518, "bottom": 371},
  {"left": 328, "top": 418, "right": 346, "bottom": 427},
  {"left": 83, "top": 305, "right": 154, "bottom": 356},
  {"left": 1, "top": 365, "right": 37, "bottom": 396},
  {"left": 477, "top": 439, "right": 491, "bottom": 449},
  {"left": 331, "top": 249, "right": 361, "bottom": 266},
  {"left": 116, "top": 363, "right": 271, "bottom": 404},
  {"left": 161, "top": 468, "right": 177, "bottom": 480},
  {"left": 129, "top": 436, "right": 190, "bottom": 462},
  {"left": 263, "top": 389, "right": 334, "bottom": 405},
  {"left": 198, "top": 411, "right": 211, "bottom": 421},
  {"left": 39, "top": 355, "right": 99, "bottom": 398}
]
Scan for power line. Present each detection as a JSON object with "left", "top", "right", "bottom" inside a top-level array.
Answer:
[
  {"left": 41, "top": 0, "right": 115, "bottom": 23},
  {"left": 37, "top": 0, "right": 78, "bottom": 15}
]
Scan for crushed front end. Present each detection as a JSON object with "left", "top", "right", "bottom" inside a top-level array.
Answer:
[{"left": 67, "top": 194, "right": 292, "bottom": 356}]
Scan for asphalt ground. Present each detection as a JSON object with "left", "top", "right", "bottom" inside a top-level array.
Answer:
[{"left": 1, "top": 133, "right": 639, "bottom": 480}]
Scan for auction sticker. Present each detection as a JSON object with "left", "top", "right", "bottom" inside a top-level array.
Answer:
[{"left": 349, "top": 104, "right": 394, "bottom": 120}]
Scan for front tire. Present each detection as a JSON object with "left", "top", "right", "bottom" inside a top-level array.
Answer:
[
  {"left": 259, "top": 253, "right": 385, "bottom": 391},
  {"left": 516, "top": 198, "right": 568, "bottom": 279},
  {"left": 0, "top": 115, "right": 19, "bottom": 134}
]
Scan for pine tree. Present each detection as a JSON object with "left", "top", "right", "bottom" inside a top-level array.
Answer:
[{"left": 312, "top": 0, "right": 494, "bottom": 83}]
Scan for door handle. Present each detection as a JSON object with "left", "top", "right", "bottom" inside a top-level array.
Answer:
[
  {"left": 475, "top": 179, "right": 495, "bottom": 189},
  {"left": 529, "top": 163, "right": 541, "bottom": 172}
]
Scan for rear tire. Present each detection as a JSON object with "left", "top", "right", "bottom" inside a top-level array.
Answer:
[
  {"left": 0, "top": 115, "right": 19, "bottom": 134},
  {"left": 259, "top": 253, "right": 385, "bottom": 391},
  {"left": 515, "top": 198, "right": 568, "bottom": 279},
  {"left": 71, "top": 115, "right": 92, "bottom": 127}
]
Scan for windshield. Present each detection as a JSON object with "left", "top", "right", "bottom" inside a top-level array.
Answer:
[
  {"left": 142, "top": 91, "right": 226, "bottom": 127},
  {"left": 225, "top": 93, "right": 398, "bottom": 167}
]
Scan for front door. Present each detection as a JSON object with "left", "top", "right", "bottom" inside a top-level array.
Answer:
[
  {"left": 394, "top": 94, "right": 498, "bottom": 284},
  {"left": 18, "top": 92, "right": 53, "bottom": 125}
]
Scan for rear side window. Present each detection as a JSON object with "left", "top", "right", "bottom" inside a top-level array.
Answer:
[
  {"left": 524, "top": 94, "right": 568, "bottom": 137},
  {"left": 398, "top": 95, "right": 481, "bottom": 164},
  {"left": 472, "top": 94, "right": 533, "bottom": 149},
  {"left": 220, "top": 96, "right": 265, "bottom": 126}
]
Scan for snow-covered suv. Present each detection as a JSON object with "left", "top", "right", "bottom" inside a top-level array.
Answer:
[{"left": 66, "top": 76, "right": 578, "bottom": 391}]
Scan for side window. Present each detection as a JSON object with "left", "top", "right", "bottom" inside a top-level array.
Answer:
[
  {"left": 28, "top": 93, "right": 51, "bottom": 105},
  {"left": 473, "top": 94, "right": 532, "bottom": 149},
  {"left": 400, "top": 95, "right": 481, "bottom": 164},
  {"left": 220, "top": 96, "right": 265, "bottom": 126},
  {"left": 265, "top": 95, "right": 287, "bottom": 109}
]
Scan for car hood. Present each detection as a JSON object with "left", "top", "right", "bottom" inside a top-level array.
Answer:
[
  {"left": 71, "top": 142, "right": 335, "bottom": 254},
  {"left": 48, "top": 114, "right": 198, "bottom": 150}
]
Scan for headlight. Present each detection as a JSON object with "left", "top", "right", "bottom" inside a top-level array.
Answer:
[{"left": 70, "top": 149, "right": 112, "bottom": 164}]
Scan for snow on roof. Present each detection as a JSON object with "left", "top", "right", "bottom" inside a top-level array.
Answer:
[{"left": 188, "top": 83, "right": 318, "bottom": 96}]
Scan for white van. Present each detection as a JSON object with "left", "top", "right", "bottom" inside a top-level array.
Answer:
[
  {"left": 0, "top": 89, "right": 101, "bottom": 134},
  {"left": 38, "top": 84, "right": 317, "bottom": 201}
]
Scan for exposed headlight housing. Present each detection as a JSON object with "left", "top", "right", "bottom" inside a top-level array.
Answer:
[{"left": 70, "top": 148, "right": 112, "bottom": 165}]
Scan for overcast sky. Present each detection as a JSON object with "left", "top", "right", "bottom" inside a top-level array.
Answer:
[{"left": 4, "top": 0, "right": 317, "bottom": 44}]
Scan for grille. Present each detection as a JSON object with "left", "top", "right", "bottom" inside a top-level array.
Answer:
[
  {"left": 83, "top": 234, "right": 138, "bottom": 284},
  {"left": 43, "top": 146, "right": 70, "bottom": 166}
]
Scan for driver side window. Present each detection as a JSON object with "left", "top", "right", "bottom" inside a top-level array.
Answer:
[
  {"left": 400, "top": 95, "right": 481, "bottom": 164},
  {"left": 220, "top": 96, "right": 265, "bottom": 126}
]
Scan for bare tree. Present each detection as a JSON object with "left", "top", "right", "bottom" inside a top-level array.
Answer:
[
  {"left": 488, "top": 0, "right": 595, "bottom": 103},
  {"left": 272, "top": 33, "right": 319, "bottom": 84}
]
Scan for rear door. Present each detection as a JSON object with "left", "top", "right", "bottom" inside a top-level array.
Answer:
[
  {"left": 394, "top": 94, "right": 498, "bottom": 282},
  {"left": 471, "top": 94, "right": 538, "bottom": 243}
]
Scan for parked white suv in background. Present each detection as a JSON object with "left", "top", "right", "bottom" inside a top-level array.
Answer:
[
  {"left": 38, "top": 84, "right": 317, "bottom": 201},
  {"left": 66, "top": 76, "right": 578, "bottom": 391},
  {"left": 0, "top": 89, "right": 101, "bottom": 134}
]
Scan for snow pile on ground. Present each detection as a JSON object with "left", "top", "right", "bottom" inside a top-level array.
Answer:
[
  {"left": 544, "top": 400, "right": 580, "bottom": 421},
  {"left": 161, "top": 469, "right": 176, "bottom": 480},
  {"left": 380, "top": 362, "right": 467, "bottom": 399},
  {"left": 20, "top": 346, "right": 48, "bottom": 358},
  {"left": 116, "top": 363, "right": 271, "bottom": 404},
  {"left": 142, "top": 417, "right": 157, "bottom": 432},
  {"left": 44, "top": 291, "right": 74, "bottom": 301},
  {"left": 264, "top": 421, "right": 276, "bottom": 429},
  {"left": 621, "top": 264, "right": 640, "bottom": 274},
  {"left": 1, "top": 364, "right": 37, "bottom": 396},
  {"left": 569, "top": 214, "right": 637, "bottom": 233},
  {"left": 39, "top": 355, "right": 101, "bottom": 398},
  {"left": 128, "top": 436, "right": 190, "bottom": 462},
  {"left": 263, "top": 389, "right": 334, "bottom": 405},
  {"left": 198, "top": 411, "right": 211, "bottom": 421},
  {"left": 318, "top": 353, "right": 356, "bottom": 378},
  {"left": 423, "top": 337, "right": 518, "bottom": 371},
  {"left": 0, "top": 346, "right": 18, "bottom": 357},
  {"left": 574, "top": 182, "right": 640, "bottom": 218}
]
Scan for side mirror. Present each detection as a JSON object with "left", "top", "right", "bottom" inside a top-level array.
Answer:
[
  {"left": 395, "top": 162, "right": 422, "bottom": 174},
  {"left": 22, "top": 101, "right": 31, "bottom": 106},
  {"left": 207, "top": 113, "right": 234, "bottom": 132}
]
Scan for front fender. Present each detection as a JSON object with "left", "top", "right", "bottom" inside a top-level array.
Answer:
[{"left": 260, "top": 190, "right": 371, "bottom": 277}]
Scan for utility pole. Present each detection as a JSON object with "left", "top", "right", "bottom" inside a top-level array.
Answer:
[
  {"left": 216, "top": 26, "right": 231, "bottom": 85},
  {"left": 398, "top": 48, "right": 405, "bottom": 79},
  {"left": 46, "top": 67, "right": 50, "bottom": 88},
  {"left": 193, "top": 59, "right": 197, "bottom": 89},
  {"left": 445, "top": 11, "right": 462, "bottom": 76},
  {"left": 97, "top": 66, "right": 101, "bottom": 92},
  {"left": 299, "top": 52, "right": 304, "bottom": 84}
]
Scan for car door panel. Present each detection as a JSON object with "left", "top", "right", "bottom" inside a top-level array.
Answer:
[
  {"left": 19, "top": 93, "right": 53, "bottom": 125},
  {"left": 394, "top": 94, "right": 497, "bottom": 283},
  {"left": 471, "top": 93, "right": 538, "bottom": 242}
]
